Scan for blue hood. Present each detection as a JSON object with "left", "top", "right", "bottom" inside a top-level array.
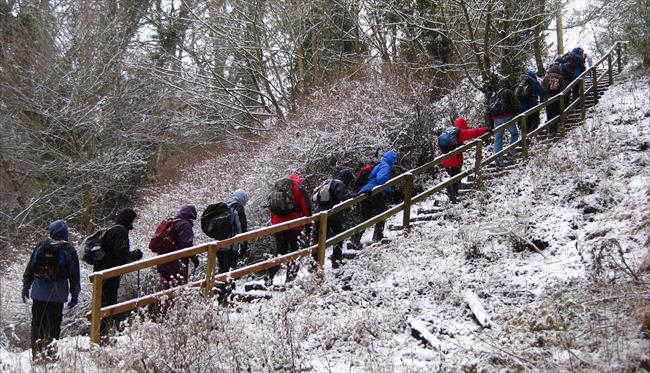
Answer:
[
  {"left": 49, "top": 220, "right": 69, "bottom": 241},
  {"left": 381, "top": 150, "right": 397, "bottom": 168},
  {"left": 527, "top": 71, "right": 537, "bottom": 79},
  {"left": 228, "top": 189, "right": 249, "bottom": 206}
]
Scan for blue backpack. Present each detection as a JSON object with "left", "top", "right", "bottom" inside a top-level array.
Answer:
[{"left": 437, "top": 127, "right": 460, "bottom": 153}]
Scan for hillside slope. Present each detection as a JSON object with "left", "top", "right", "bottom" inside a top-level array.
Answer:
[{"left": 3, "top": 63, "right": 648, "bottom": 373}]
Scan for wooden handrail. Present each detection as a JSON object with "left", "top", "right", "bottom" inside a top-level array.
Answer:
[{"left": 87, "top": 41, "right": 628, "bottom": 344}]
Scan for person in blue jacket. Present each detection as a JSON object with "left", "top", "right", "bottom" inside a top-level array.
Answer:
[
  {"left": 22, "top": 220, "right": 80, "bottom": 360},
  {"left": 517, "top": 71, "right": 546, "bottom": 132},
  {"left": 351, "top": 150, "right": 398, "bottom": 246}
]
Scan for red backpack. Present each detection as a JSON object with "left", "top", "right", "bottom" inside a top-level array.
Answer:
[
  {"left": 356, "top": 162, "right": 377, "bottom": 186},
  {"left": 149, "top": 219, "right": 177, "bottom": 254}
]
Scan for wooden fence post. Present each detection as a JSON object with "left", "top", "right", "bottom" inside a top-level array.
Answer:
[
  {"left": 519, "top": 115, "right": 528, "bottom": 158},
  {"left": 580, "top": 77, "right": 586, "bottom": 121},
  {"left": 592, "top": 68, "right": 599, "bottom": 105},
  {"left": 607, "top": 53, "right": 613, "bottom": 85},
  {"left": 616, "top": 43, "right": 622, "bottom": 73},
  {"left": 559, "top": 92, "right": 560, "bottom": 136},
  {"left": 90, "top": 274, "right": 103, "bottom": 344},
  {"left": 316, "top": 212, "right": 328, "bottom": 266},
  {"left": 402, "top": 173, "right": 414, "bottom": 232},
  {"left": 205, "top": 244, "right": 217, "bottom": 298},
  {"left": 474, "top": 140, "right": 483, "bottom": 188}
]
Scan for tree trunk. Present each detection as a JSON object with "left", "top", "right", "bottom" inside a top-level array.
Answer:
[
  {"left": 555, "top": 0, "right": 564, "bottom": 56},
  {"left": 534, "top": 0, "right": 546, "bottom": 75}
]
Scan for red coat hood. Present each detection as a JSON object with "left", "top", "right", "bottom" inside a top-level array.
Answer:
[{"left": 454, "top": 118, "right": 468, "bottom": 130}]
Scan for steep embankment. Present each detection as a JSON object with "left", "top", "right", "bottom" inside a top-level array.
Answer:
[{"left": 4, "top": 65, "right": 646, "bottom": 372}]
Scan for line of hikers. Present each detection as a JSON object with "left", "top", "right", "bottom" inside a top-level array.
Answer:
[{"left": 21, "top": 47, "right": 589, "bottom": 360}]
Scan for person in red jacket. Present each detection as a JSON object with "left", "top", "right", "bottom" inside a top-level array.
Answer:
[
  {"left": 440, "top": 118, "right": 488, "bottom": 203},
  {"left": 269, "top": 172, "right": 312, "bottom": 283}
]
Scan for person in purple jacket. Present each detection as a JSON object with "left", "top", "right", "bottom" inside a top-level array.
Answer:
[
  {"left": 22, "top": 220, "right": 80, "bottom": 360},
  {"left": 157, "top": 204, "right": 200, "bottom": 289}
]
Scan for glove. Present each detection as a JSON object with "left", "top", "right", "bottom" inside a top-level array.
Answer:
[
  {"left": 357, "top": 190, "right": 372, "bottom": 197},
  {"left": 22, "top": 287, "right": 30, "bottom": 303},
  {"left": 190, "top": 256, "right": 200, "bottom": 268},
  {"left": 68, "top": 294, "right": 79, "bottom": 309},
  {"left": 130, "top": 249, "right": 143, "bottom": 261}
]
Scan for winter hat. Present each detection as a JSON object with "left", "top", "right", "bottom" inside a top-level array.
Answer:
[
  {"left": 48, "top": 220, "right": 69, "bottom": 241},
  {"left": 115, "top": 208, "right": 137, "bottom": 230}
]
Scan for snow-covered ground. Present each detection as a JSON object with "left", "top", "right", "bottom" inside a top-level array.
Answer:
[{"left": 2, "top": 57, "right": 648, "bottom": 371}]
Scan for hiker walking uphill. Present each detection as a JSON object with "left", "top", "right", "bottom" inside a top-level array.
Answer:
[
  {"left": 227, "top": 189, "right": 249, "bottom": 260},
  {"left": 94, "top": 208, "right": 143, "bottom": 336},
  {"left": 542, "top": 63, "right": 567, "bottom": 137},
  {"left": 313, "top": 170, "right": 355, "bottom": 268},
  {"left": 268, "top": 172, "right": 312, "bottom": 282},
  {"left": 22, "top": 220, "right": 80, "bottom": 360},
  {"left": 489, "top": 79, "right": 519, "bottom": 167},
  {"left": 439, "top": 118, "right": 488, "bottom": 204},
  {"left": 515, "top": 72, "right": 545, "bottom": 132},
  {"left": 200, "top": 197, "right": 243, "bottom": 274},
  {"left": 351, "top": 150, "right": 398, "bottom": 247},
  {"left": 153, "top": 205, "right": 200, "bottom": 289}
]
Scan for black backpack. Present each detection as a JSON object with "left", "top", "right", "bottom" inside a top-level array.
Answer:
[
  {"left": 201, "top": 203, "right": 234, "bottom": 240},
  {"left": 488, "top": 89, "right": 507, "bottom": 115},
  {"left": 32, "top": 239, "right": 68, "bottom": 281},
  {"left": 268, "top": 178, "right": 297, "bottom": 215},
  {"left": 514, "top": 75, "right": 535, "bottom": 100},
  {"left": 81, "top": 226, "right": 118, "bottom": 265}
]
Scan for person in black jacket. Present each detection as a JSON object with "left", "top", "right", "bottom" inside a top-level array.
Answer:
[
  {"left": 313, "top": 170, "right": 355, "bottom": 268},
  {"left": 94, "top": 208, "right": 143, "bottom": 335}
]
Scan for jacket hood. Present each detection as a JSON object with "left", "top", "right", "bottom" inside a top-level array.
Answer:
[
  {"left": 175, "top": 204, "right": 197, "bottom": 221},
  {"left": 228, "top": 189, "right": 249, "bottom": 206},
  {"left": 115, "top": 208, "right": 137, "bottom": 230},
  {"left": 381, "top": 150, "right": 398, "bottom": 167},
  {"left": 454, "top": 118, "right": 468, "bottom": 130},
  {"left": 572, "top": 47, "right": 583, "bottom": 56},
  {"left": 527, "top": 71, "right": 537, "bottom": 79},
  {"left": 289, "top": 172, "right": 303, "bottom": 185},
  {"left": 48, "top": 220, "right": 69, "bottom": 241},
  {"left": 335, "top": 170, "right": 354, "bottom": 186},
  {"left": 549, "top": 64, "right": 561, "bottom": 74}
]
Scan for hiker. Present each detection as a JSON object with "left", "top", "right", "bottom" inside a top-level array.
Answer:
[
  {"left": 156, "top": 204, "right": 200, "bottom": 289},
  {"left": 268, "top": 172, "right": 312, "bottom": 282},
  {"left": 440, "top": 118, "right": 488, "bottom": 204},
  {"left": 312, "top": 170, "right": 355, "bottom": 268},
  {"left": 94, "top": 208, "right": 143, "bottom": 335},
  {"left": 22, "top": 220, "right": 80, "bottom": 360},
  {"left": 556, "top": 48, "right": 587, "bottom": 104},
  {"left": 227, "top": 189, "right": 249, "bottom": 260},
  {"left": 351, "top": 149, "right": 398, "bottom": 246},
  {"left": 542, "top": 63, "right": 567, "bottom": 137},
  {"left": 489, "top": 79, "right": 519, "bottom": 167},
  {"left": 515, "top": 72, "right": 545, "bottom": 132}
]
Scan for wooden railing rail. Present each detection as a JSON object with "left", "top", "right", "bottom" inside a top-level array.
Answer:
[{"left": 87, "top": 41, "right": 628, "bottom": 344}]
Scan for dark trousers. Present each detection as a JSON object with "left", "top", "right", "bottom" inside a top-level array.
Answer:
[
  {"left": 314, "top": 214, "right": 345, "bottom": 264},
  {"left": 351, "top": 195, "right": 387, "bottom": 246},
  {"left": 546, "top": 100, "right": 561, "bottom": 136},
  {"left": 217, "top": 248, "right": 238, "bottom": 274},
  {"left": 269, "top": 230, "right": 300, "bottom": 281},
  {"left": 31, "top": 300, "right": 63, "bottom": 359},
  {"left": 100, "top": 276, "right": 121, "bottom": 335},
  {"left": 526, "top": 110, "right": 540, "bottom": 132},
  {"left": 445, "top": 166, "right": 462, "bottom": 203}
]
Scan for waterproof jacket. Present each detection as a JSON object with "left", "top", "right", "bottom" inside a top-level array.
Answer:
[
  {"left": 94, "top": 208, "right": 136, "bottom": 272},
  {"left": 270, "top": 173, "right": 312, "bottom": 231},
  {"left": 441, "top": 118, "right": 489, "bottom": 169},
  {"left": 490, "top": 88, "right": 519, "bottom": 122},
  {"left": 542, "top": 64, "right": 567, "bottom": 99},
  {"left": 227, "top": 189, "right": 249, "bottom": 253},
  {"left": 314, "top": 170, "right": 355, "bottom": 212},
  {"left": 23, "top": 220, "right": 80, "bottom": 304},
  {"left": 518, "top": 72, "right": 546, "bottom": 113},
  {"left": 358, "top": 150, "right": 397, "bottom": 196},
  {"left": 571, "top": 48, "right": 587, "bottom": 78}
]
